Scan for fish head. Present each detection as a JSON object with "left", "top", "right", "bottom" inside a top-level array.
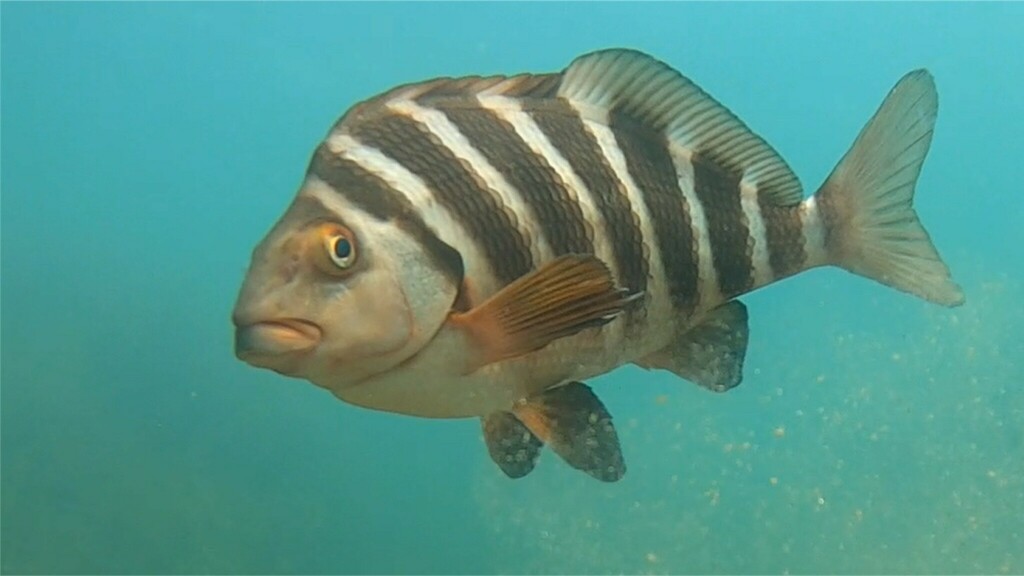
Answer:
[{"left": 232, "top": 179, "right": 463, "bottom": 390}]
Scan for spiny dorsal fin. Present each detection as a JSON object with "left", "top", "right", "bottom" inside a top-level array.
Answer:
[
  {"left": 335, "top": 73, "right": 561, "bottom": 130},
  {"left": 413, "top": 73, "right": 562, "bottom": 101},
  {"left": 559, "top": 48, "right": 804, "bottom": 206}
]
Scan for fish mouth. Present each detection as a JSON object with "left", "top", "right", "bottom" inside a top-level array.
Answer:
[{"left": 234, "top": 318, "right": 322, "bottom": 371}]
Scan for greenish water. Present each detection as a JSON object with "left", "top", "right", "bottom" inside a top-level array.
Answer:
[{"left": 2, "top": 3, "right": 1021, "bottom": 574}]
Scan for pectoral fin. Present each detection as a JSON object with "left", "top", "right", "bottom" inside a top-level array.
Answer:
[
  {"left": 482, "top": 411, "right": 543, "bottom": 479},
  {"left": 513, "top": 381, "right": 625, "bottom": 482},
  {"left": 636, "top": 300, "right": 749, "bottom": 392},
  {"left": 450, "top": 254, "right": 639, "bottom": 371}
]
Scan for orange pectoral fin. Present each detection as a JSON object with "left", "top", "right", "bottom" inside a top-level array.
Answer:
[{"left": 448, "top": 254, "right": 640, "bottom": 371}]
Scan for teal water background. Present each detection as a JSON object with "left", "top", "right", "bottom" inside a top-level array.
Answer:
[{"left": 2, "top": 3, "right": 1022, "bottom": 574}]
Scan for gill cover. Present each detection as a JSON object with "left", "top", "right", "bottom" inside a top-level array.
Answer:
[{"left": 233, "top": 181, "right": 463, "bottom": 389}]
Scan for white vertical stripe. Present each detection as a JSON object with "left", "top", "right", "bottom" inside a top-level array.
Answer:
[
  {"left": 476, "top": 95, "right": 620, "bottom": 282},
  {"left": 385, "top": 99, "right": 552, "bottom": 264},
  {"left": 670, "top": 148, "right": 722, "bottom": 309},
  {"left": 324, "top": 133, "right": 498, "bottom": 297},
  {"left": 740, "top": 182, "right": 774, "bottom": 288},
  {"left": 477, "top": 94, "right": 629, "bottom": 355},
  {"left": 800, "top": 195, "right": 828, "bottom": 268},
  {"left": 578, "top": 113, "right": 673, "bottom": 338}
]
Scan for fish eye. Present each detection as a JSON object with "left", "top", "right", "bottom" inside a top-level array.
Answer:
[{"left": 323, "top": 229, "right": 357, "bottom": 270}]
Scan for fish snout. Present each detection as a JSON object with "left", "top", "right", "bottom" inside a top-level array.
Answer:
[{"left": 233, "top": 317, "right": 323, "bottom": 370}]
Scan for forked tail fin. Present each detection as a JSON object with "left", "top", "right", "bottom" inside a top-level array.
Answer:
[{"left": 815, "top": 69, "right": 964, "bottom": 307}]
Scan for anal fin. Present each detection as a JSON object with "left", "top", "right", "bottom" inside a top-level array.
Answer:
[
  {"left": 636, "top": 300, "right": 749, "bottom": 392},
  {"left": 513, "top": 381, "right": 625, "bottom": 482},
  {"left": 482, "top": 411, "right": 543, "bottom": 479}
]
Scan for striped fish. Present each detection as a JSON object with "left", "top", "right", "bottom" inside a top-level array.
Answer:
[{"left": 232, "top": 49, "right": 964, "bottom": 482}]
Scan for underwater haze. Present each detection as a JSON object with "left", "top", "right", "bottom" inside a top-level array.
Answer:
[{"left": 2, "top": 2, "right": 1022, "bottom": 574}]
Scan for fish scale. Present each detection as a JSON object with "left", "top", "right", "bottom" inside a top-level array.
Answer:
[
  {"left": 350, "top": 111, "right": 534, "bottom": 286},
  {"left": 526, "top": 103, "right": 649, "bottom": 315},
  {"left": 233, "top": 48, "right": 964, "bottom": 483},
  {"left": 438, "top": 105, "right": 593, "bottom": 259}
]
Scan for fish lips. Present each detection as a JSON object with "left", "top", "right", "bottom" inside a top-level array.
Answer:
[{"left": 234, "top": 319, "right": 322, "bottom": 373}]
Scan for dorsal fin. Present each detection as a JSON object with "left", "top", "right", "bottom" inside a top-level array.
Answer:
[
  {"left": 335, "top": 72, "right": 561, "bottom": 131},
  {"left": 413, "top": 73, "right": 562, "bottom": 101},
  {"left": 559, "top": 48, "right": 804, "bottom": 206}
]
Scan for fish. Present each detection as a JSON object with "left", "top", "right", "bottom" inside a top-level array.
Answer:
[{"left": 232, "top": 49, "right": 964, "bottom": 482}]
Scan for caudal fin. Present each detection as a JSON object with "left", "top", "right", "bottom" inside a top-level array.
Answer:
[{"left": 815, "top": 69, "right": 964, "bottom": 307}]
